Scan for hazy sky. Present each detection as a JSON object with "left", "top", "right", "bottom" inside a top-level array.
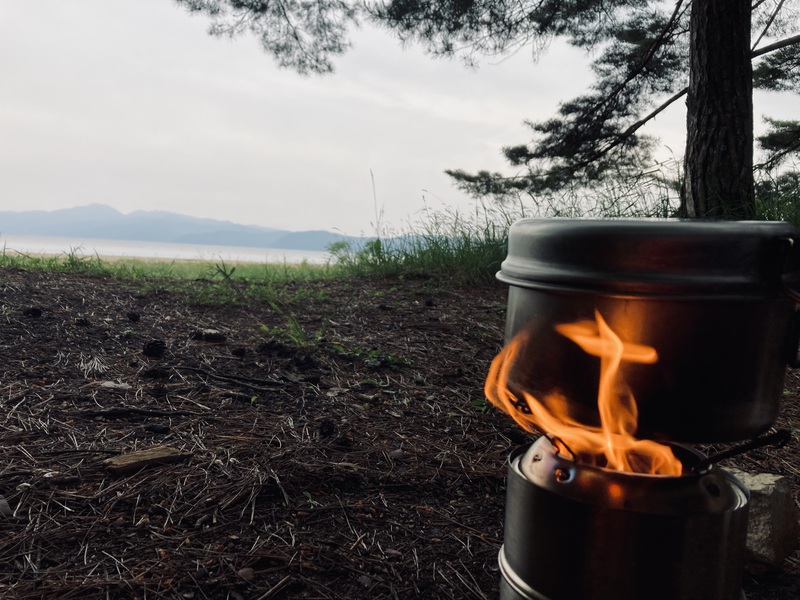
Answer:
[{"left": 1, "top": 2, "right": 793, "bottom": 236}]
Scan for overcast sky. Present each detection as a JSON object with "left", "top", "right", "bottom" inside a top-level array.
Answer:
[{"left": 1, "top": 2, "right": 793, "bottom": 236}]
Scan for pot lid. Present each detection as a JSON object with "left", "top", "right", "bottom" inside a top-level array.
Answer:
[{"left": 499, "top": 218, "right": 800, "bottom": 296}]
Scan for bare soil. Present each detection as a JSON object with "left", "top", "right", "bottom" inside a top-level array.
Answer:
[{"left": 0, "top": 268, "right": 797, "bottom": 599}]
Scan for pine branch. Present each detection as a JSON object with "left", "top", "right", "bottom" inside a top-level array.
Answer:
[
  {"left": 752, "top": 33, "right": 800, "bottom": 58},
  {"left": 751, "top": 0, "right": 787, "bottom": 51},
  {"left": 573, "top": 0, "right": 688, "bottom": 125},
  {"left": 597, "top": 87, "right": 689, "bottom": 156}
]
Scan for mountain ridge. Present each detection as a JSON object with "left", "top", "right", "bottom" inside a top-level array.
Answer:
[{"left": 0, "top": 204, "right": 365, "bottom": 252}]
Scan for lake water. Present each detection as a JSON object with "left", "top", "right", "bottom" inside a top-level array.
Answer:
[{"left": 0, "top": 234, "right": 333, "bottom": 264}]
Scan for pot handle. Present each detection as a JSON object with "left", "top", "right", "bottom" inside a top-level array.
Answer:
[
  {"left": 782, "top": 236, "right": 800, "bottom": 304},
  {"left": 787, "top": 310, "right": 800, "bottom": 368}
]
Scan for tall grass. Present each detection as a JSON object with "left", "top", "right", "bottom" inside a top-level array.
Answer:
[
  {"left": 0, "top": 246, "right": 122, "bottom": 276},
  {"left": 0, "top": 245, "right": 335, "bottom": 281},
  {"left": 0, "top": 245, "right": 340, "bottom": 306},
  {"left": 328, "top": 160, "right": 685, "bottom": 284},
  {"left": 0, "top": 166, "right": 682, "bottom": 290},
  {"left": 518, "top": 158, "right": 682, "bottom": 219},
  {"left": 330, "top": 200, "right": 523, "bottom": 284},
  {"left": 755, "top": 168, "right": 800, "bottom": 226},
  {"left": 1, "top": 169, "right": 685, "bottom": 291}
]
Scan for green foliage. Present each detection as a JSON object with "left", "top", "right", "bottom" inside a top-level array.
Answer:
[
  {"left": 329, "top": 341, "right": 410, "bottom": 368},
  {"left": 374, "top": 0, "right": 643, "bottom": 60},
  {"left": 471, "top": 395, "right": 490, "bottom": 414},
  {"left": 448, "top": 154, "right": 682, "bottom": 222},
  {"left": 0, "top": 247, "right": 125, "bottom": 277},
  {"left": 174, "top": 0, "right": 361, "bottom": 74},
  {"left": 380, "top": 1, "right": 694, "bottom": 194},
  {"left": 753, "top": 44, "right": 800, "bottom": 92},
  {"left": 260, "top": 313, "right": 312, "bottom": 346},
  {"left": 0, "top": 200, "right": 518, "bottom": 292},
  {"left": 755, "top": 169, "right": 800, "bottom": 226},
  {"left": 0, "top": 246, "right": 339, "bottom": 307},
  {"left": 175, "top": 1, "right": 800, "bottom": 218},
  {"left": 377, "top": 0, "right": 800, "bottom": 215},
  {"left": 757, "top": 119, "right": 800, "bottom": 170},
  {"left": 329, "top": 200, "right": 515, "bottom": 284}
]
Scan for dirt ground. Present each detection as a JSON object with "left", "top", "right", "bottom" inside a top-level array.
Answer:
[{"left": 0, "top": 267, "right": 798, "bottom": 600}]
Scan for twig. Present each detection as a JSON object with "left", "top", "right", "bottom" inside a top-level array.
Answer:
[
  {"left": 177, "top": 365, "right": 282, "bottom": 389},
  {"left": 73, "top": 407, "right": 196, "bottom": 419},
  {"left": 254, "top": 575, "right": 292, "bottom": 600}
]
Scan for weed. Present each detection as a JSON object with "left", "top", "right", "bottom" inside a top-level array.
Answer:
[
  {"left": 329, "top": 199, "right": 515, "bottom": 285},
  {"left": 471, "top": 396, "right": 490, "bottom": 414},
  {"left": 302, "top": 491, "right": 320, "bottom": 507},
  {"left": 260, "top": 312, "right": 317, "bottom": 348},
  {"left": 325, "top": 341, "right": 409, "bottom": 368}
]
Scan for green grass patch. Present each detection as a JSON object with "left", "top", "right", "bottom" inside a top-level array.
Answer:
[
  {"left": 0, "top": 245, "right": 347, "bottom": 312},
  {"left": 0, "top": 245, "right": 336, "bottom": 281},
  {"left": 330, "top": 202, "right": 516, "bottom": 285},
  {"left": 0, "top": 245, "right": 340, "bottom": 307},
  {"left": 1, "top": 200, "right": 519, "bottom": 293}
]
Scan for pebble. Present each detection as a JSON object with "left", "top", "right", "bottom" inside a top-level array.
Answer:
[
  {"left": 191, "top": 329, "right": 227, "bottom": 343},
  {"left": 0, "top": 495, "right": 13, "bottom": 518}
]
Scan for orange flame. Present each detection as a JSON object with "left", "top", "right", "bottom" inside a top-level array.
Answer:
[{"left": 485, "top": 310, "right": 682, "bottom": 475}]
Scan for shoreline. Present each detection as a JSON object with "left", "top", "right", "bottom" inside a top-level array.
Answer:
[{"left": 1, "top": 234, "right": 333, "bottom": 266}]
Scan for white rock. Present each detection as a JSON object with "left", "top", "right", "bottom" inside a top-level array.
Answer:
[{"left": 728, "top": 468, "right": 800, "bottom": 570}]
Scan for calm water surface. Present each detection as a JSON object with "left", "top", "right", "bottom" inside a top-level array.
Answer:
[{"left": 0, "top": 234, "right": 332, "bottom": 264}]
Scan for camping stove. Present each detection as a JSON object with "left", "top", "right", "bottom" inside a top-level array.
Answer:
[
  {"left": 499, "top": 438, "right": 749, "bottom": 600},
  {"left": 490, "top": 219, "right": 800, "bottom": 600}
]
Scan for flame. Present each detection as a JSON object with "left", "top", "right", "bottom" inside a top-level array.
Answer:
[{"left": 485, "top": 310, "right": 682, "bottom": 475}]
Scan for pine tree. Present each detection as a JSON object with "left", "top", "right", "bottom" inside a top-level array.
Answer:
[{"left": 176, "top": 0, "right": 800, "bottom": 219}]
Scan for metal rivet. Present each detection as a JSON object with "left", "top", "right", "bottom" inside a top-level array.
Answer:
[{"left": 554, "top": 468, "right": 570, "bottom": 482}]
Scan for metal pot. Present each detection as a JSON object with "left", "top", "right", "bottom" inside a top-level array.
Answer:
[
  {"left": 499, "top": 438, "right": 749, "bottom": 600},
  {"left": 499, "top": 219, "right": 800, "bottom": 443}
]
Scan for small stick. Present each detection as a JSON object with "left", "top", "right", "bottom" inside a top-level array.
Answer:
[{"left": 255, "top": 575, "right": 292, "bottom": 600}]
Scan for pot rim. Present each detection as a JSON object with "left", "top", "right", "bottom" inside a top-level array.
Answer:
[
  {"left": 513, "top": 437, "right": 749, "bottom": 515},
  {"left": 500, "top": 218, "right": 800, "bottom": 297}
]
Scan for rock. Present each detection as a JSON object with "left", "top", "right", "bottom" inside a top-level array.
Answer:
[
  {"left": 99, "top": 381, "right": 132, "bottom": 390},
  {"left": 190, "top": 329, "right": 226, "bottom": 343},
  {"left": 728, "top": 468, "right": 800, "bottom": 570},
  {"left": 388, "top": 448, "right": 405, "bottom": 461},
  {"left": 0, "top": 495, "right": 13, "bottom": 518}
]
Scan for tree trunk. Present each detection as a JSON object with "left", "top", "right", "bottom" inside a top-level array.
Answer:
[{"left": 681, "top": 0, "right": 755, "bottom": 219}]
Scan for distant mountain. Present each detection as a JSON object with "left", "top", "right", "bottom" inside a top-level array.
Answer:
[{"left": 0, "top": 204, "right": 365, "bottom": 252}]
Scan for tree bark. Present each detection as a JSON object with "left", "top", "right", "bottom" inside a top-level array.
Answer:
[{"left": 681, "top": 0, "right": 755, "bottom": 219}]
